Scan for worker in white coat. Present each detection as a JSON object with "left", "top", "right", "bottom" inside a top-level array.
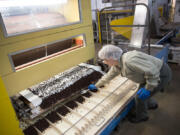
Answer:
[{"left": 88, "top": 45, "right": 172, "bottom": 123}]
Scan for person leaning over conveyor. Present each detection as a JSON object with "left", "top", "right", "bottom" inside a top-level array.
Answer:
[{"left": 88, "top": 44, "right": 172, "bottom": 123}]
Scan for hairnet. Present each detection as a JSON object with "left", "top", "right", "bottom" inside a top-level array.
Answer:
[{"left": 98, "top": 45, "right": 123, "bottom": 60}]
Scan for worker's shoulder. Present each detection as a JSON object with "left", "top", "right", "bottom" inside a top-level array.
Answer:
[
  {"left": 125, "top": 50, "right": 153, "bottom": 58},
  {"left": 123, "top": 50, "right": 154, "bottom": 64},
  {"left": 124, "top": 50, "right": 141, "bottom": 60},
  {"left": 124, "top": 50, "right": 163, "bottom": 64}
]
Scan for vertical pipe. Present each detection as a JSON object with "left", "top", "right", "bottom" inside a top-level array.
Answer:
[
  {"left": 97, "top": 11, "right": 102, "bottom": 44},
  {"left": 169, "top": 0, "right": 177, "bottom": 22}
]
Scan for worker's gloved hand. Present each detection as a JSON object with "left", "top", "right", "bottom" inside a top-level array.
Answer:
[
  {"left": 137, "top": 88, "right": 151, "bottom": 100},
  {"left": 88, "top": 84, "right": 98, "bottom": 92}
]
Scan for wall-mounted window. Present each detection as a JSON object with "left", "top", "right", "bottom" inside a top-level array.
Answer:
[
  {"left": 9, "top": 35, "right": 85, "bottom": 71},
  {"left": 0, "top": 0, "right": 81, "bottom": 36}
]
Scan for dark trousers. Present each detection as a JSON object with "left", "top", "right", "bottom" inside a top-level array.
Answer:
[{"left": 135, "top": 62, "right": 172, "bottom": 118}]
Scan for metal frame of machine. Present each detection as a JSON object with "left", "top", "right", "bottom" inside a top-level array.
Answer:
[
  {"left": 99, "top": 3, "right": 151, "bottom": 54},
  {"left": 0, "top": 0, "right": 95, "bottom": 97},
  {"left": 0, "top": 0, "right": 95, "bottom": 135}
]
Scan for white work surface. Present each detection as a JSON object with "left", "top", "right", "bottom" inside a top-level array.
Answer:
[{"left": 41, "top": 76, "right": 139, "bottom": 135}]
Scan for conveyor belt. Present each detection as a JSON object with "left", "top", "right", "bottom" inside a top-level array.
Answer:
[{"left": 24, "top": 76, "right": 138, "bottom": 135}]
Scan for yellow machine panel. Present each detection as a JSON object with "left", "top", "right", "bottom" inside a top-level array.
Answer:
[
  {"left": 0, "top": 0, "right": 95, "bottom": 134},
  {"left": 0, "top": 77, "right": 23, "bottom": 135},
  {"left": 0, "top": 0, "right": 94, "bottom": 96},
  {"left": 97, "top": 9, "right": 133, "bottom": 43},
  {"left": 110, "top": 16, "right": 134, "bottom": 39},
  {"left": 0, "top": 26, "right": 95, "bottom": 96}
]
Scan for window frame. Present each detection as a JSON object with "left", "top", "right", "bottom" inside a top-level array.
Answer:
[
  {"left": 0, "top": 0, "right": 82, "bottom": 37},
  {"left": 8, "top": 34, "right": 86, "bottom": 71}
]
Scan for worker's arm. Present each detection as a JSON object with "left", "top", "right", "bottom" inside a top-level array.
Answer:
[
  {"left": 127, "top": 60, "right": 161, "bottom": 91},
  {"left": 95, "top": 66, "right": 120, "bottom": 88}
]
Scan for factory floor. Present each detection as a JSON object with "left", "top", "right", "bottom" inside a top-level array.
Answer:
[{"left": 111, "top": 63, "right": 180, "bottom": 135}]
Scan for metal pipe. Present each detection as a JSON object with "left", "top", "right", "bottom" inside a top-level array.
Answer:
[{"left": 110, "top": 25, "right": 147, "bottom": 27}]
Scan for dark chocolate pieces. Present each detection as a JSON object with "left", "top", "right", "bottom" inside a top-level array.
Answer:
[
  {"left": 23, "top": 126, "right": 38, "bottom": 135},
  {"left": 33, "top": 119, "right": 50, "bottom": 132},
  {"left": 40, "top": 71, "right": 102, "bottom": 109},
  {"left": 23, "top": 71, "right": 101, "bottom": 134},
  {"left": 65, "top": 101, "right": 78, "bottom": 109},
  {"left": 82, "top": 92, "right": 92, "bottom": 98},
  {"left": 75, "top": 96, "right": 85, "bottom": 103},
  {"left": 45, "top": 111, "right": 61, "bottom": 123},
  {"left": 56, "top": 106, "right": 70, "bottom": 116}
]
